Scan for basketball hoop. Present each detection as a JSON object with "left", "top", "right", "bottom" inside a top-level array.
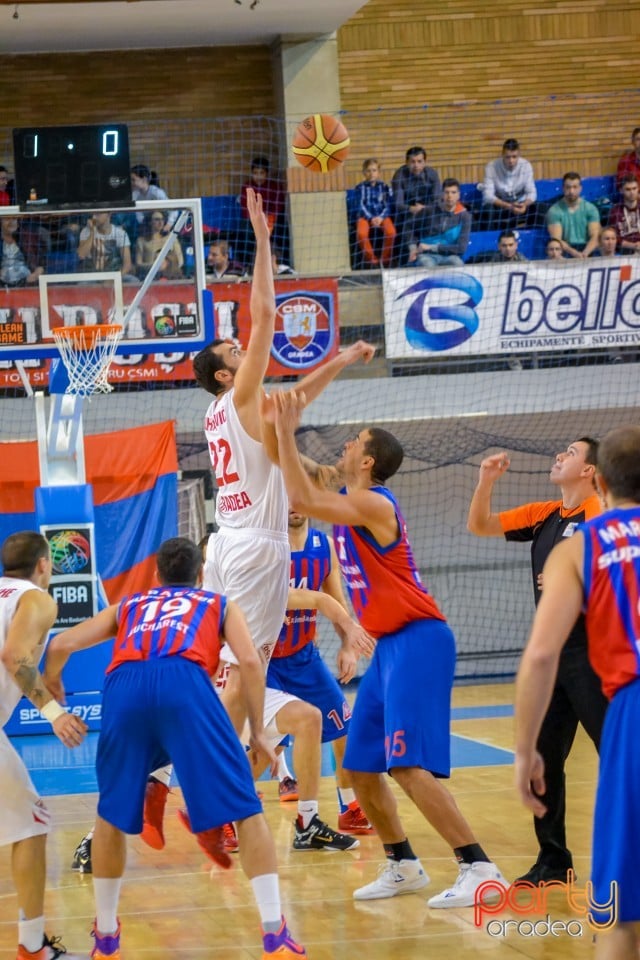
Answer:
[{"left": 52, "top": 323, "right": 123, "bottom": 396}]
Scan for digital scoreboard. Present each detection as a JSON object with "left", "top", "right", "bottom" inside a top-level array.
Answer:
[{"left": 13, "top": 123, "right": 132, "bottom": 209}]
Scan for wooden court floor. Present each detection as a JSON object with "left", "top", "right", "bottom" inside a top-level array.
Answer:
[{"left": 0, "top": 683, "right": 601, "bottom": 959}]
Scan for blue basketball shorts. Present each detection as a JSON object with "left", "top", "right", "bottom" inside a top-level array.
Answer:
[
  {"left": 343, "top": 618, "right": 456, "bottom": 777},
  {"left": 267, "top": 642, "right": 351, "bottom": 743},
  {"left": 591, "top": 677, "right": 640, "bottom": 924},
  {"left": 96, "top": 657, "right": 262, "bottom": 835}
]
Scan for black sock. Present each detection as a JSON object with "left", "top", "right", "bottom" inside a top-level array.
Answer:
[
  {"left": 454, "top": 843, "right": 490, "bottom": 865},
  {"left": 384, "top": 839, "right": 416, "bottom": 862}
]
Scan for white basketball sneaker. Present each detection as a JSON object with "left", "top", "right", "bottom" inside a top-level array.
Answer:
[
  {"left": 427, "top": 861, "right": 508, "bottom": 908},
  {"left": 353, "top": 858, "right": 430, "bottom": 900}
]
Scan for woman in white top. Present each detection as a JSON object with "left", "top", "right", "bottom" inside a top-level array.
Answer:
[{"left": 130, "top": 164, "right": 178, "bottom": 227}]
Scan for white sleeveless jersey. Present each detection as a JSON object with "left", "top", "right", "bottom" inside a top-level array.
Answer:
[
  {"left": 0, "top": 577, "right": 46, "bottom": 727},
  {"left": 204, "top": 388, "right": 288, "bottom": 534}
]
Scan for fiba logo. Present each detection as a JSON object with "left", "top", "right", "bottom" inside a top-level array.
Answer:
[
  {"left": 49, "top": 530, "right": 91, "bottom": 575},
  {"left": 154, "top": 309, "right": 177, "bottom": 337},
  {"left": 396, "top": 273, "right": 483, "bottom": 351}
]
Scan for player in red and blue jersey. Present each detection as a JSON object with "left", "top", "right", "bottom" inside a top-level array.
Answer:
[
  {"left": 516, "top": 424, "right": 640, "bottom": 959},
  {"left": 44, "top": 537, "right": 306, "bottom": 960},
  {"left": 271, "top": 392, "right": 506, "bottom": 907},
  {"left": 266, "top": 508, "right": 373, "bottom": 834}
]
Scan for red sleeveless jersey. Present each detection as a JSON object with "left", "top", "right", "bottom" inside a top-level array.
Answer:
[
  {"left": 582, "top": 507, "right": 640, "bottom": 699},
  {"left": 108, "top": 585, "right": 226, "bottom": 677},
  {"left": 333, "top": 486, "right": 445, "bottom": 638}
]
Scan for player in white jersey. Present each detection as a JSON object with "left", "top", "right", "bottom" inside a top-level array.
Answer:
[
  {"left": 0, "top": 531, "right": 87, "bottom": 960},
  {"left": 193, "top": 187, "right": 375, "bottom": 733}
]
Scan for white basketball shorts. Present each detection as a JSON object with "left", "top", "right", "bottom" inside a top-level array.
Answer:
[
  {"left": 0, "top": 727, "right": 51, "bottom": 846},
  {"left": 204, "top": 529, "right": 289, "bottom": 668}
]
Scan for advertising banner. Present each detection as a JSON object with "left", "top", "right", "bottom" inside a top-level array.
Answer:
[
  {"left": 0, "top": 277, "right": 339, "bottom": 386},
  {"left": 6, "top": 691, "right": 103, "bottom": 737},
  {"left": 383, "top": 258, "right": 640, "bottom": 360}
]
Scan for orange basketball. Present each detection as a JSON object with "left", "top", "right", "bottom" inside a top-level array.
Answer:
[{"left": 292, "top": 114, "right": 351, "bottom": 174}]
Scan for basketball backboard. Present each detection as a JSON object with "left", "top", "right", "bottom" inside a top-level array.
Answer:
[{"left": 0, "top": 198, "right": 213, "bottom": 362}]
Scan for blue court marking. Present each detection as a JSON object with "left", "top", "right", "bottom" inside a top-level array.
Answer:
[
  {"left": 451, "top": 735, "right": 513, "bottom": 768},
  {"left": 10, "top": 699, "right": 515, "bottom": 796}
]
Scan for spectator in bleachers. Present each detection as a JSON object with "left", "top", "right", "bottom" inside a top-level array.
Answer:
[
  {"left": 0, "top": 166, "right": 14, "bottom": 206},
  {"left": 77, "top": 212, "right": 136, "bottom": 280},
  {"left": 546, "top": 173, "right": 600, "bottom": 259},
  {"left": 130, "top": 164, "right": 178, "bottom": 228},
  {"left": 0, "top": 216, "right": 45, "bottom": 285},
  {"left": 239, "top": 156, "right": 286, "bottom": 266},
  {"left": 240, "top": 156, "right": 285, "bottom": 234},
  {"left": 609, "top": 174, "right": 640, "bottom": 254},
  {"left": 205, "top": 239, "right": 246, "bottom": 281},
  {"left": 616, "top": 127, "right": 640, "bottom": 190},
  {"left": 485, "top": 229, "right": 528, "bottom": 263},
  {"left": 545, "top": 238, "right": 565, "bottom": 260},
  {"left": 405, "top": 178, "right": 471, "bottom": 268},
  {"left": 391, "top": 146, "right": 441, "bottom": 253},
  {"left": 135, "top": 210, "right": 184, "bottom": 280},
  {"left": 354, "top": 158, "right": 396, "bottom": 267},
  {"left": 481, "top": 138, "right": 537, "bottom": 228},
  {"left": 593, "top": 226, "right": 621, "bottom": 258}
]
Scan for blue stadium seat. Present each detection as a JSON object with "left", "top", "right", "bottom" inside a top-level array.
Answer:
[
  {"left": 581, "top": 175, "right": 615, "bottom": 202},
  {"left": 463, "top": 227, "right": 548, "bottom": 263},
  {"left": 45, "top": 251, "right": 79, "bottom": 273},
  {"left": 200, "top": 195, "right": 243, "bottom": 235},
  {"left": 514, "top": 228, "right": 548, "bottom": 260},
  {"left": 535, "top": 178, "right": 563, "bottom": 203},
  {"left": 464, "top": 229, "right": 502, "bottom": 262},
  {"left": 459, "top": 182, "right": 481, "bottom": 206}
]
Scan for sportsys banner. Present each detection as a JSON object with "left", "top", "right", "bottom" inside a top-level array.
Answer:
[
  {"left": 383, "top": 257, "right": 640, "bottom": 359},
  {"left": 0, "top": 277, "right": 339, "bottom": 388}
]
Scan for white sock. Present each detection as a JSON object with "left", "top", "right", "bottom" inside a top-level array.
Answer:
[
  {"left": 338, "top": 787, "right": 356, "bottom": 812},
  {"left": 276, "top": 752, "right": 293, "bottom": 782},
  {"left": 149, "top": 765, "right": 172, "bottom": 788},
  {"left": 93, "top": 877, "right": 122, "bottom": 935},
  {"left": 297, "top": 800, "right": 318, "bottom": 828},
  {"left": 250, "top": 873, "right": 282, "bottom": 929},
  {"left": 18, "top": 916, "right": 45, "bottom": 953}
]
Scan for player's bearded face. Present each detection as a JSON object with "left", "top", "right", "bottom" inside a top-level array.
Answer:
[{"left": 288, "top": 509, "right": 306, "bottom": 528}]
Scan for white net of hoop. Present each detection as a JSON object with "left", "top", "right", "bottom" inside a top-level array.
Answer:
[{"left": 52, "top": 324, "right": 123, "bottom": 396}]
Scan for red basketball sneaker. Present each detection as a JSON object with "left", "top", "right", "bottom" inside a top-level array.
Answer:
[
  {"left": 140, "top": 779, "right": 169, "bottom": 850},
  {"left": 278, "top": 777, "right": 299, "bottom": 802},
  {"left": 338, "top": 802, "right": 375, "bottom": 835},
  {"left": 222, "top": 821, "right": 240, "bottom": 853},
  {"left": 177, "top": 808, "right": 232, "bottom": 870}
]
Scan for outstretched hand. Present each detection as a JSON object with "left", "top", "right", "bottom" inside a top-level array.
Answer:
[
  {"left": 274, "top": 389, "right": 306, "bottom": 437},
  {"left": 245, "top": 187, "right": 270, "bottom": 242},
  {"left": 260, "top": 391, "right": 276, "bottom": 426},
  {"left": 342, "top": 340, "right": 376, "bottom": 366},
  {"left": 479, "top": 452, "right": 510, "bottom": 482}
]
